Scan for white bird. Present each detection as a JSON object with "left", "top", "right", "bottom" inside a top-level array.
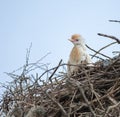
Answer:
[{"left": 67, "top": 34, "right": 93, "bottom": 75}]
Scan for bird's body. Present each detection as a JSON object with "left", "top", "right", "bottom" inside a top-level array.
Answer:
[{"left": 67, "top": 34, "right": 93, "bottom": 75}]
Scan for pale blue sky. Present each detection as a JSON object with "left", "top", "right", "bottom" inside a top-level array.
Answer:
[{"left": 0, "top": 0, "right": 120, "bottom": 87}]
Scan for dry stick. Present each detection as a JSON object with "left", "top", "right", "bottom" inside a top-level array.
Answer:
[
  {"left": 77, "top": 83, "right": 96, "bottom": 117},
  {"left": 37, "top": 81, "right": 67, "bottom": 116},
  {"left": 38, "top": 61, "right": 65, "bottom": 82},
  {"left": 108, "top": 78, "right": 120, "bottom": 96},
  {"left": 86, "top": 45, "right": 111, "bottom": 59},
  {"left": 98, "top": 33, "right": 120, "bottom": 44},
  {"left": 105, "top": 57, "right": 120, "bottom": 72},
  {"left": 69, "top": 79, "right": 96, "bottom": 117},
  {"left": 107, "top": 96, "right": 117, "bottom": 105},
  {"left": 68, "top": 90, "right": 77, "bottom": 117},
  {"left": 11, "top": 52, "right": 51, "bottom": 74},
  {"left": 83, "top": 67, "right": 105, "bottom": 111},
  {"left": 92, "top": 42, "right": 117, "bottom": 59},
  {"left": 103, "top": 101, "right": 120, "bottom": 117},
  {"left": 90, "top": 54, "right": 105, "bottom": 61},
  {"left": 49, "top": 59, "right": 62, "bottom": 84},
  {"left": 36, "top": 60, "right": 67, "bottom": 116},
  {"left": 38, "top": 63, "right": 87, "bottom": 82},
  {"left": 90, "top": 85, "right": 120, "bottom": 104},
  {"left": 26, "top": 43, "right": 32, "bottom": 66},
  {"left": 109, "top": 20, "right": 120, "bottom": 23},
  {"left": 45, "top": 91, "right": 67, "bottom": 116}
]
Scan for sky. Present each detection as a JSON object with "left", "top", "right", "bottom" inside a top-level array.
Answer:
[{"left": 0, "top": 0, "right": 120, "bottom": 94}]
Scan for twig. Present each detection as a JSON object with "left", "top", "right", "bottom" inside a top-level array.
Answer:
[
  {"left": 68, "top": 78, "right": 96, "bottom": 117},
  {"left": 38, "top": 63, "right": 94, "bottom": 81},
  {"left": 98, "top": 33, "right": 120, "bottom": 44},
  {"left": 11, "top": 52, "right": 51, "bottom": 74},
  {"left": 90, "top": 54, "right": 104, "bottom": 61},
  {"left": 108, "top": 96, "right": 117, "bottom": 105},
  {"left": 76, "top": 82, "right": 96, "bottom": 117},
  {"left": 68, "top": 90, "right": 77, "bottom": 117},
  {"left": 45, "top": 91, "right": 67, "bottom": 116},
  {"left": 105, "top": 57, "right": 120, "bottom": 72},
  {"left": 103, "top": 101, "right": 120, "bottom": 117},
  {"left": 109, "top": 20, "right": 120, "bottom": 23},
  {"left": 1, "top": 45, "right": 120, "bottom": 117},
  {"left": 26, "top": 43, "right": 32, "bottom": 66},
  {"left": 92, "top": 42, "right": 116, "bottom": 59},
  {"left": 49, "top": 59, "right": 62, "bottom": 84},
  {"left": 83, "top": 67, "right": 105, "bottom": 110},
  {"left": 86, "top": 45, "right": 111, "bottom": 59}
]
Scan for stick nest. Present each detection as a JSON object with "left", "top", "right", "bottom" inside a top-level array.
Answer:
[{"left": 0, "top": 34, "right": 120, "bottom": 117}]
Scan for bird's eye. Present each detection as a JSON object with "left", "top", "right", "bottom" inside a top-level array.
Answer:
[{"left": 76, "top": 39, "right": 79, "bottom": 41}]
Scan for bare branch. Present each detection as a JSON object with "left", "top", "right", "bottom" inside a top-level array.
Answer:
[
  {"left": 45, "top": 91, "right": 67, "bottom": 116},
  {"left": 109, "top": 20, "right": 120, "bottom": 23},
  {"left": 1, "top": 38, "right": 120, "bottom": 117},
  {"left": 103, "top": 102, "right": 120, "bottom": 117},
  {"left": 86, "top": 44, "right": 111, "bottom": 59},
  {"left": 98, "top": 33, "right": 120, "bottom": 44},
  {"left": 49, "top": 59, "right": 62, "bottom": 83},
  {"left": 68, "top": 78, "right": 96, "bottom": 117},
  {"left": 92, "top": 42, "right": 116, "bottom": 59}
]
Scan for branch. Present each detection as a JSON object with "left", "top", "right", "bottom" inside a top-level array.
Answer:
[
  {"left": 68, "top": 78, "right": 96, "bottom": 117},
  {"left": 45, "top": 91, "right": 67, "bottom": 116},
  {"left": 103, "top": 101, "right": 120, "bottom": 117},
  {"left": 49, "top": 59, "right": 62, "bottom": 83},
  {"left": 109, "top": 20, "right": 120, "bottom": 23},
  {"left": 98, "top": 33, "right": 120, "bottom": 44},
  {"left": 86, "top": 45, "right": 111, "bottom": 59},
  {"left": 92, "top": 42, "right": 116, "bottom": 59}
]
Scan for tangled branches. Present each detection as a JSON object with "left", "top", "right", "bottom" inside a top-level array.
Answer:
[{"left": 0, "top": 34, "right": 120, "bottom": 117}]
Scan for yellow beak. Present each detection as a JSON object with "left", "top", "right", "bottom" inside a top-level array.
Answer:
[{"left": 68, "top": 39, "right": 74, "bottom": 42}]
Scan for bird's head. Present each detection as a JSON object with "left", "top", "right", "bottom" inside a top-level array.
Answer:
[{"left": 68, "top": 34, "right": 85, "bottom": 46}]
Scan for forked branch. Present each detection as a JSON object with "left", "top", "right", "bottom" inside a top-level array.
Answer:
[{"left": 98, "top": 33, "right": 120, "bottom": 44}]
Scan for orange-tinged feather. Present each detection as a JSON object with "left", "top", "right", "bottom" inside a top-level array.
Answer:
[
  {"left": 71, "top": 34, "right": 81, "bottom": 40},
  {"left": 70, "top": 46, "right": 81, "bottom": 63}
]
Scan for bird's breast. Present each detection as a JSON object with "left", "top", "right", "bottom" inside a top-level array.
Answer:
[{"left": 70, "top": 46, "right": 82, "bottom": 63}]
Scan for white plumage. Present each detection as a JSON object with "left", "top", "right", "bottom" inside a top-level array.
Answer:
[{"left": 67, "top": 34, "right": 93, "bottom": 75}]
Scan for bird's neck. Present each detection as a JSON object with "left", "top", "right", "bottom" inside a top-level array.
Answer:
[{"left": 74, "top": 44, "right": 86, "bottom": 50}]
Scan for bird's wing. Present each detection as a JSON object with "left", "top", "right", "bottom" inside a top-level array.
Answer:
[
  {"left": 86, "top": 53, "right": 92, "bottom": 63},
  {"left": 80, "top": 52, "right": 93, "bottom": 65}
]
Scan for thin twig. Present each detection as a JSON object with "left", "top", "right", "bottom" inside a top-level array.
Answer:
[
  {"left": 98, "top": 33, "right": 120, "bottom": 44},
  {"left": 86, "top": 45, "right": 111, "bottom": 59},
  {"left": 83, "top": 67, "right": 105, "bottom": 110},
  {"left": 49, "top": 59, "right": 62, "bottom": 84},
  {"left": 103, "top": 102, "right": 120, "bottom": 117},
  {"left": 45, "top": 91, "right": 67, "bottom": 116},
  {"left": 68, "top": 78, "right": 96, "bottom": 117},
  {"left": 68, "top": 90, "right": 77, "bottom": 117},
  {"left": 109, "top": 20, "right": 120, "bottom": 23},
  {"left": 92, "top": 42, "right": 117, "bottom": 59}
]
